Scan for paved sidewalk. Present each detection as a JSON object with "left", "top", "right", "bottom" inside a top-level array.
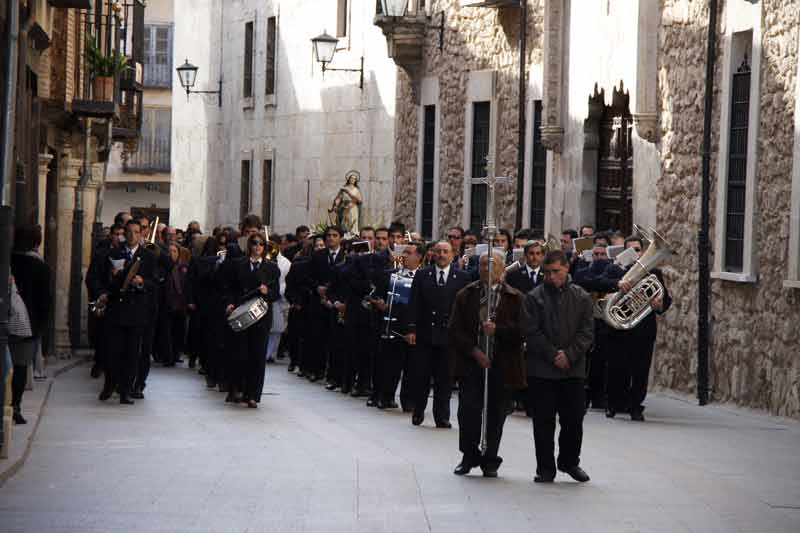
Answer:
[{"left": 0, "top": 361, "right": 798, "bottom": 533}]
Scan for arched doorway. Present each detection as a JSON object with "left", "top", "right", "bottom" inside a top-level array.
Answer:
[{"left": 594, "top": 82, "right": 633, "bottom": 235}]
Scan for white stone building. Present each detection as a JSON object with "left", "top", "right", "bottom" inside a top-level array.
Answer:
[
  {"left": 170, "top": 0, "right": 397, "bottom": 233},
  {"left": 104, "top": 0, "right": 173, "bottom": 226}
]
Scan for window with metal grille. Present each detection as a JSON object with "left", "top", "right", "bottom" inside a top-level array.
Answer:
[
  {"left": 470, "top": 101, "right": 491, "bottom": 231},
  {"left": 265, "top": 17, "right": 277, "bottom": 96},
  {"left": 530, "top": 100, "right": 546, "bottom": 235},
  {"left": 142, "top": 25, "right": 172, "bottom": 88},
  {"left": 263, "top": 160, "right": 273, "bottom": 226},
  {"left": 725, "top": 56, "right": 750, "bottom": 272},
  {"left": 421, "top": 105, "right": 436, "bottom": 239},
  {"left": 243, "top": 21, "right": 254, "bottom": 98},
  {"left": 124, "top": 108, "right": 171, "bottom": 173},
  {"left": 337, "top": 0, "right": 349, "bottom": 38},
  {"left": 241, "top": 160, "right": 251, "bottom": 220}
]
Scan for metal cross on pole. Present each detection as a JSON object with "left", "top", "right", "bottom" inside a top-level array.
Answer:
[{"left": 470, "top": 156, "right": 511, "bottom": 455}]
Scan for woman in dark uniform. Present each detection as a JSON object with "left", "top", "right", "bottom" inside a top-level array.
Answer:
[{"left": 223, "top": 232, "right": 280, "bottom": 408}]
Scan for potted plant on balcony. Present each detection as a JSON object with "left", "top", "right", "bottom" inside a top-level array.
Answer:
[{"left": 86, "top": 38, "right": 130, "bottom": 102}]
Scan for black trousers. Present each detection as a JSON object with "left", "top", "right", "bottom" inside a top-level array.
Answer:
[
  {"left": 110, "top": 324, "right": 144, "bottom": 397},
  {"left": 412, "top": 343, "right": 452, "bottom": 423},
  {"left": 380, "top": 338, "right": 412, "bottom": 404},
  {"left": 587, "top": 328, "right": 611, "bottom": 407},
  {"left": 458, "top": 364, "right": 510, "bottom": 469},
  {"left": 307, "top": 307, "right": 332, "bottom": 378},
  {"left": 169, "top": 311, "right": 187, "bottom": 362},
  {"left": 287, "top": 307, "right": 303, "bottom": 368},
  {"left": 200, "top": 311, "right": 226, "bottom": 385},
  {"left": 11, "top": 364, "right": 27, "bottom": 411},
  {"left": 529, "top": 377, "right": 585, "bottom": 476},
  {"left": 345, "top": 322, "right": 373, "bottom": 393},
  {"left": 238, "top": 321, "right": 269, "bottom": 402},
  {"left": 327, "top": 321, "right": 347, "bottom": 386},
  {"left": 607, "top": 333, "right": 655, "bottom": 414}
]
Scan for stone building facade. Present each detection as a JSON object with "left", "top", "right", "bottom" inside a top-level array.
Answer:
[
  {"left": 381, "top": 0, "right": 800, "bottom": 418},
  {"left": 170, "top": 0, "right": 397, "bottom": 233}
]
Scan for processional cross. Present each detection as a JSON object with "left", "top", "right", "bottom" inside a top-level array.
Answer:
[{"left": 470, "top": 156, "right": 511, "bottom": 456}]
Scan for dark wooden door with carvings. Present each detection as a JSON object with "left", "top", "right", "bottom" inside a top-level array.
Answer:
[{"left": 596, "top": 87, "right": 633, "bottom": 235}]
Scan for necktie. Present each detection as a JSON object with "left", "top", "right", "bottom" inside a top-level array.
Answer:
[
  {"left": 438, "top": 270, "right": 445, "bottom": 287},
  {"left": 530, "top": 269, "right": 536, "bottom": 284},
  {"left": 252, "top": 261, "right": 260, "bottom": 272},
  {"left": 329, "top": 253, "right": 335, "bottom": 266},
  {"left": 126, "top": 249, "right": 133, "bottom": 262}
]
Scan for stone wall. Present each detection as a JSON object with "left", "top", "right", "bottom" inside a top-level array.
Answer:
[
  {"left": 655, "top": 0, "right": 800, "bottom": 418},
  {"left": 393, "top": 0, "right": 544, "bottom": 235}
]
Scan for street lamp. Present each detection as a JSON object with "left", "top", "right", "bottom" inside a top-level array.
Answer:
[
  {"left": 176, "top": 58, "right": 222, "bottom": 107},
  {"left": 381, "top": 0, "right": 409, "bottom": 16},
  {"left": 310, "top": 31, "right": 364, "bottom": 90}
]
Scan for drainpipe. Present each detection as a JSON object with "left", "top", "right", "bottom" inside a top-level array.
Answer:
[
  {"left": 698, "top": 0, "right": 718, "bottom": 406},
  {"left": 0, "top": 0, "right": 20, "bottom": 456},
  {"left": 515, "top": 0, "right": 527, "bottom": 230}
]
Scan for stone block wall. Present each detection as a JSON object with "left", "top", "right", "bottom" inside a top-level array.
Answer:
[
  {"left": 393, "top": 0, "right": 544, "bottom": 235},
  {"left": 655, "top": 0, "right": 800, "bottom": 418}
]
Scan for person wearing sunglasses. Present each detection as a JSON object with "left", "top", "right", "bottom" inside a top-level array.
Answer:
[{"left": 222, "top": 233, "right": 280, "bottom": 408}]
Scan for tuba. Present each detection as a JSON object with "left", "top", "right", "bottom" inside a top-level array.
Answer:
[{"left": 602, "top": 226, "right": 674, "bottom": 330}]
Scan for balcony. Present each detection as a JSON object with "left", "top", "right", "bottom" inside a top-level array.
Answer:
[{"left": 373, "top": 2, "right": 430, "bottom": 74}]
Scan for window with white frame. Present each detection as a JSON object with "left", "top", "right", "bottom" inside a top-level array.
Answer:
[
  {"left": 262, "top": 159, "right": 273, "bottom": 226},
  {"left": 470, "top": 101, "right": 491, "bottom": 231},
  {"left": 125, "top": 108, "right": 171, "bottom": 173},
  {"left": 243, "top": 21, "right": 254, "bottom": 98},
  {"left": 529, "top": 100, "right": 546, "bottom": 235},
  {"left": 421, "top": 105, "right": 436, "bottom": 238},
  {"left": 142, "top": 24, "right": 172, "bottom": 88},
  {"left": 712, "top": 0, "right": 762, "bottom": 282},
  {"left": 265, "top": 16, "right": 277, "bottom": 97},
  {"left": 240, "top": 160, "right": 252, "bottom": 220},
  {"left": 337, "top": 0, "right": 349, "bottom": 38}
]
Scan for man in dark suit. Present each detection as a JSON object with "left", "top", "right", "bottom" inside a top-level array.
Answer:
[
  {"left": 308, "top": 226, "right": 346, "bottom": 382},
  {"left": 97, "top": 220, "right": 157, "bottom": 404},
  {"left": 406, "top": 241, "right": 470, "bottom": 428},
  {"left": 506, "top": 241, "right": 545, "bottom": 295}
]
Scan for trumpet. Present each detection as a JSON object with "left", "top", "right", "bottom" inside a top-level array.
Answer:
[{"left": 144, "top": 216, "right": 161, "bottom": 257}]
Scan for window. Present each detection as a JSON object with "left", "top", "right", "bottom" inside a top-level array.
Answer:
[
  {"left": 241, "top": 160, "right": 251, "bottom": 220},
  {"left": 337, "top": 0, "right": 349, "bottom": 38},
  {"left": 262, "top": 160, "right": 273, "bottom": 226},
  {"left": 125, "top": 108, "right": 171, "bottom": 173},
  {"left": 786, "top": 30, "right": 800, "bottom": 287},
  {"left": 725, "top": 56, "right": 750, "bottom": 272},
  {"left": 530, "top": 100, "right": 546, "bottom": 235},
  {"left": 142, "top": 25, "right": 172, "bottom": 88},
  {"left": 421, "top": 105, "right": 436, "bottom": 238},
  {"left": 265, "top": 17, "right": 277, "bottom": 96},
  {"left": 243, "top": 21, "right": 254, "bottom": 98},
  {"left": 470, "top": 101, "right": 491, "bottom": 231}
]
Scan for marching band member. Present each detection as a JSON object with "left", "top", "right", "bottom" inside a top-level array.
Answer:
[
  {"left": 223, "top": 232, "right": 280, "bottom": 408},
  {"left": 598, "top": 236, "right": 672, "bottom": 421},
  {"left": 371, "top": 242, "right": 424, "bottom": 410},
  {"left": 98, "top": 219, "right": 158, "bottom": 404},
  {"left": 448, "top": 251, "right": 526, "bottom": 477},
  {"left": 266, "top": 235, "right": 291, "bottom": 364},
  {"left": 284, "top": 240, "right": 315, "bottom": 374},
  {"left": 525, "top": 250, "right": 593, "bottom": 483},
  {"left": 406, "top": 241, "right": 470, "bottom": 428}
]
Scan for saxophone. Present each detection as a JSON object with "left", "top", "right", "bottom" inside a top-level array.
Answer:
[{"left": 601, "top": 226, "right": 674, "bottom": 330}]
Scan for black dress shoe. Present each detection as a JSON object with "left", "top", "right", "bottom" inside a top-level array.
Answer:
[
  {"left": 630, "top": 410, "right": 645, "bottom": 422},
  {"left": 401, "top": 406, "right": 414, "bottom": 413},
  {"left": 12, "top": 412, "right": 27, "bottom": 425},
  {"left": 533, "top": 473, "right": 555, "bottom": 483},
  {"left": 453, "top": 462, "right": 474, "bottom": 476},
  {"left": 130, "top": 390, "right": 144, "bottom": 400},
  {"left": 119, "top": 397, "right": 135, "bottom": 405},
  {"left": 412, "top": 414, "right": 424, "bottom": 426},
  {"left": 90, "top": 364, "right": 102, "bottom": 378},
  {"left": 435, "top": 421, "right": 452, "bottom": 429},
  {"left": 340, "top": 386, "right": 352, "bottom": 395},
  {"left": 98, "top": 387, "right": 113, "bottom": 401},
  {"left": 366, "top": 398, "right": 377, "bottom": 407},
  {"left": 325, "top": 382, "right": 338, "bottom": 391},
  {"left": 287, "top": 364, "right": 296, "bottom": 373},
  {"left": 198, "top": 367, "right": 208, "bottom": 375},
  {"left": 384, "top": 401, "right": 399, "bottom": 409},
  {"left": 351, "top": 389, "right": 367, "bottom": 398},
  {"left": 605, "top": 407, "right": 616, "bottom": 418},
  {"left": 481, "top": 466, "right": 499, "bottom": 478},
  {"left": 559, "top": 466, "right": 590, "bottom": 482}
]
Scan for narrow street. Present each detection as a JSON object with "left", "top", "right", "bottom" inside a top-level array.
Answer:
[{"left": 1, "top": 362, "right": 798, "bottom": 533}]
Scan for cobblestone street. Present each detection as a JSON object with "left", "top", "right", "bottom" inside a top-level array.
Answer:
[{"left": 1, "top": 362, "right": 798, "bottom": 533}]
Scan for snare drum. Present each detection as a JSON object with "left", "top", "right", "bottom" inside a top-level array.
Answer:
[{"left": 227, "top": 297, "right": 270, "bottom": 332}]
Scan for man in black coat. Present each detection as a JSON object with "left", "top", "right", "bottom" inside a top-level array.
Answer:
[
  {"left": 308, "top": 226, "right": 346, "bottom": 382},
  {"left": 406, "top": 241, "right": 470, "bottom": 428},
  {"left": 96, "top": 220, "right": 158, "bottom": 404},
  {"left": 284, "top": 247, "right": 314, "bottom": 374},
  {"left": 593, "top": 236, "right": 672, "bottom": 421},
  {"left": 506, "top": 240, "right": 545, "bottom": 295}
]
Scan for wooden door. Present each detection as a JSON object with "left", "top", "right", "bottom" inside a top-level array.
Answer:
[{"left": 596, "top": 87, "right": 633, "bottom": 235}]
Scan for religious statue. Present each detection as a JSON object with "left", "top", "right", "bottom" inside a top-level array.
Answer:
[{"left": 328, "top": 170, "right": 362, "bottom": 236}]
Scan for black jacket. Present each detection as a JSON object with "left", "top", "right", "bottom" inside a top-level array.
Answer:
[
  {"left": 10, "top": 252, "right": 52, "bottom": 336},
  {"left": 101, "top": 245, "right": 158, "bottom": 327},
  {"left": 408, "top": 265, "right": 470, "bottom": 347},
  {"left": 595, "top": 264, "right": 672, "bottom": 339},
  {"left": 222, "top": 257, "right": 281, "bottom": 310},
  {"left": 506, "top": 265, "right": 544, "bottom": 295}
]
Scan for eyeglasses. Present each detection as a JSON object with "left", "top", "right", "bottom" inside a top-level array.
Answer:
[
  {"left": 251, "top": 241, "right": 265, "bottom": 246},
  {"left": 447, "top": 234, "right": 461, "bottom": 240}
]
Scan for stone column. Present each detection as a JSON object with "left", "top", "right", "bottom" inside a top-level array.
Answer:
[
  {"left": 37, "top": 153, "right": 54, "bottom": 251},
  {"left": 77, "top": 164, "right": 104, "bottom": 346},
  {"left": 53, "top": 158, "right": 82, "bottom": 356},
  {"left": 541, "top": 0, "right": 567, "bottom": 152}
]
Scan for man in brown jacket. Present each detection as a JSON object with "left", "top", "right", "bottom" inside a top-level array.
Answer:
[
  {"left": 448, "top": 251, "right": 527, "bottom": 477},
  {"left": 526, "top": 250, "right": 594, "bottom": 483}
]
